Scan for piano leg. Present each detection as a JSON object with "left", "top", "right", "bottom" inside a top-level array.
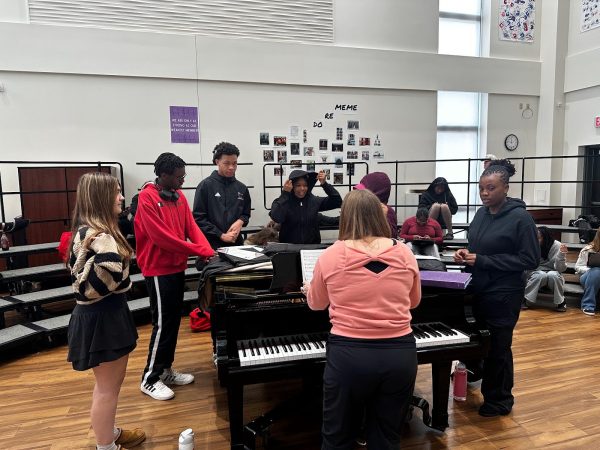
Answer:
[
  {"left": 227, "top": 383, "right": 246, "bottom": 449},
  {"left": 430, "top": 361, "right": 451, "bottom": 431}
]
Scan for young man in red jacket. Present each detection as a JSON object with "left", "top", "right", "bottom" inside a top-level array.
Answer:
[{"left": 134, "top": 153, "right": 214, "bottom": 400}]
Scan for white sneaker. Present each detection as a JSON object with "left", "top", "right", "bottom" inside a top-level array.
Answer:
[
  {"left": 140, "top": 380, "right": 175, "bottom": 400},
  {"left": 160, "top": 368, "right": 195, "bottom": 385}
]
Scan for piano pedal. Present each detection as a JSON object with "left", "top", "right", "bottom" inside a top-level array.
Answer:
[
  {"left": 244, "top": 415, "right": 273, "bottom": 450},
  {"left": 410, "top": 395, "right": 432, "bottom": 427}
]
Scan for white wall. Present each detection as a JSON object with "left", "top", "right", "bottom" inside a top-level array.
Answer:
[
  {"left": 0, "top": 20, "right": 544, "bottom": 226},
  {"left": 563, "top": 85, "right": 600, "bottom": 223},
  {"left": 565, "top": 0, "right": 600, "bottom": 93},
  {"left": 334, "top": 0, "right": 438, "bottom": 52},
  {"left": 0, "top": 69, "right": 438, "bottom": 225}
]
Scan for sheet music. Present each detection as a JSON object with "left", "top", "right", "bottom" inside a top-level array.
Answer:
[
  {"left": 300, "top": 249, "right": 325, "bottom": 283},
  {"left": 217, "top": 245, "right": 264, "bottom": 260}
]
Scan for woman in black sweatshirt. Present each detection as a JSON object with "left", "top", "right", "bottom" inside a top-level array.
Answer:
[
  {"left": 454, "top": 160, "right": 539, "bottom": 418},
  {"left": 269, "top": 169, "right": 342, "bottom": 244}
]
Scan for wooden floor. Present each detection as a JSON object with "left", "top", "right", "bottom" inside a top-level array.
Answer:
[{"left": 1, "top": 306, "right": 600, "bottom": 450}]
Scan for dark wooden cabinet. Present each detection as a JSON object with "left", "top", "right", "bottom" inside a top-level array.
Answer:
[{"left": 18, "top": 166, "right": 111, "bottom": 266}]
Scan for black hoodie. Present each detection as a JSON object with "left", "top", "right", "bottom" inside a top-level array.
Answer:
[
  {"left": 418, "top": 177, "right": 458, "bottom": 229},
  {"left": 466, "top": 197, "right": 540, "bottom": 295},
  {"left": 193, "top": 170, "right": 251, "bottom": 249},
  {"left": 269, "top": 170, "right": 342, "bottom": 244}
]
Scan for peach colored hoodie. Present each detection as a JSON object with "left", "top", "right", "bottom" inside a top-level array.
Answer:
[{"left": 307, "top": 240, "right": 421, "bottom": 339}]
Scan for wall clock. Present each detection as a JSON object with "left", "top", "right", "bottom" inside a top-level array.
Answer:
[{"left": 504, "top": 134, "right": 519, "bottom": 151}]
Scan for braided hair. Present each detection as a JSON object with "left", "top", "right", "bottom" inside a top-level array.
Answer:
[
  {"left": 154, "top": 152, "right": 186, "bottom": 177},
  {"left": 481, "top": 158, "right": 516, "bottom": 184}
]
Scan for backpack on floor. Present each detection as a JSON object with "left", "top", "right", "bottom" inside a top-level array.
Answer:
[{"left": 189, "top": 308, "right": 211, "bottom": 332}]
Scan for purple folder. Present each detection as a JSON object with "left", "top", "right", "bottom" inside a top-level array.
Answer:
[{"left": 419, "top": 271, "right": 472, "bottom": 290}]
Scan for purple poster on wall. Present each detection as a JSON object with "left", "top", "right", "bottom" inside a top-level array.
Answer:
[{"left": 170, "top": 106, "right": 199, "bottom": 143}]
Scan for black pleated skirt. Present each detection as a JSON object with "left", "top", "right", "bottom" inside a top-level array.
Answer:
[{"left": 67, "top": 293, "right": 138, "bottom": 371}]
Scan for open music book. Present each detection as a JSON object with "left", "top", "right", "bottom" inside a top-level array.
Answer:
[{"left": 300, "top": 249, "right": 325, "bottom": 283}]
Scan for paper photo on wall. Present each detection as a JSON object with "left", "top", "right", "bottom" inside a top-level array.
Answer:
[
  {"left": 291, "top": 159, "right": 302, "bottom": 168},
  {"left": 319, "top": 139, "right": 328, "bottom": 151},
  {"left": 291, "top": 142, "right": 300, "bottom": 155},
  {"left": 347, "top": 133, "right": 356, "bottom": 146},
  {"left": 359, "top": 137, "right": 370, "bottom": 146},
  {"left": 306, "top": 160, "right": 316, "bottom": 171},
  {"left": 347, "top": 120, "right": 359, "bottom": 130},
  {"left": 333, "top": 173, "right": 344, "bottom": 185},
  {"left": 274, "top": 167, "right": 286, "bottom": 177},
  {"left": 274, "top": 136, "right": 287, "bottom": 147},
  {"left": 335, "top": 157, "right": 343, "bottom": 168},
  {"left": 581, "top": 0, "right": 600, "bottom": 32},
  {"left": 277, "top": 150, "right": 288, "bottom": 163},
  {"left": 499, "top": 0, "right": 535, "bottom": 42},
  {"left": 346, "top": 163, "right": 355, "bottom": 176},
  {"left": 373, "top": 150, "right": 384, "bottom": 160},
  {"left": 260, "top": 132, "right": 270, "bottom": 146},
  {"left": 304, "top": 146, "right": 314, "bottom": 156},
  {"left": 347, "top": 150, "right": 358, "bottom": 160},
  {"left": 290, "top": 126, "right": 299, "bottom": 139},
  {"left": 336, "top": 127, "right": 343, "bottom": 140},
  {"left": 263, "top": 149, "right": 274, "bottom": 162},
  {"left": 332, "top": 143, "right": 343, "bottom": 153},
  {"left": 374, "top": 134, "right": 381, "bottom": 146},
  {"left": 361, "top": 150, "right": 370, "bottom": 161}
]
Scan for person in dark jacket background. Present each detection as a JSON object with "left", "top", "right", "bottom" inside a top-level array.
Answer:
[
  {"left": 355, "top": 172, "right": 398, "bottom": 238},
  {"left": 454, "top": 159, "right": 539, "bottom": 418},
  {"left": 270, "top": 169, "right": 342, "bottom": 244},
  {"left": 419, "top": 177, "right": 458, "bottom": 239},
  {"left": 193, "top": 142, "right": 251, "bottom": 249}
]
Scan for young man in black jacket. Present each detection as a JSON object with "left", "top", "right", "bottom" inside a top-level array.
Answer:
[{"left": 193, "top": 142, "right": 251, "bottom": 249}]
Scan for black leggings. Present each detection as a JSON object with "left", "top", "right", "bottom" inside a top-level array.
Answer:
[{"left": 321, "top": 334, "right": 417, "bottom": 450}]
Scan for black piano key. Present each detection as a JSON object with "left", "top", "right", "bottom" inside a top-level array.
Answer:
[
  {"left": 426, "top": 323, "right": 449, "bottom": 336},
  {"left": 240, "top": 341, "right": 246, "bottom": 357},
  {"left": 422, "top": 323, "right": 442, "bottom": 337},
  {"left": 303, "top": 335, "right": 314, "bottom": 349},
  {"left": 269, "top": 338, "right": 280, "bottom": 353},
  {"left": 283, "top": 337, "right": 293, "bottom": 352},
  {"left": 436, "top": 322, "right": 458, "bottom": 336},
  {"left": 248, "top": 340, "right": 255, "bottom": 357},
  {"left": 291, "top": 336, "right": 302, "bottom": 351},
  {"left": 297, "top": 336, "right": 307, "bottom": 351},
  {"left": 264, "top": 339, "right": 274, "bottom": 354}
]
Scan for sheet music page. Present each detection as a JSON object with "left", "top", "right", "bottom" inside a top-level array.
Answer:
[
  {"left": 300, "top": 249, "right": 325, "bottom": 283},
  {"left": 217, "top": 246, "right": 264, "bottom": 260}
]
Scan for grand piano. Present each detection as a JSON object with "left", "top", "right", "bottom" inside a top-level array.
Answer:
[{"left": 209, "top": 250, "right": 490, "bottom": 449}]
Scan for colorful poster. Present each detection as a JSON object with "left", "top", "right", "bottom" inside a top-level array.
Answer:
[
  {"left": 581, "top": 0, "right": 600, "bottom": 32},
  {"left": 498, "top": 0, "right": 535, "bottom": 42},
  {"left": 170, "top": 106, "right": 199, "bottom": 143}
]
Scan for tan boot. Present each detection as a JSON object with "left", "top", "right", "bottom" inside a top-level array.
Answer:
[{"left": 115, "top": 428, "right": 146, "bottom": 448}]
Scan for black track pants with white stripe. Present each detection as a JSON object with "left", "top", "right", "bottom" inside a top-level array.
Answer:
[{"left": 141, "top": 271, "right": 185, "bottom": 385}]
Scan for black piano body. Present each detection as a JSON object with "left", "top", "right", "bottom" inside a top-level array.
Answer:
[{"left": 210, "top": 253, "right": 490, "bottom": 449}]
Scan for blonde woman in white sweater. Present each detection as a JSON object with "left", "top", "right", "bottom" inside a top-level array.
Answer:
[{"left": 575, "top": 228, "right": 600, "bottom": 316}]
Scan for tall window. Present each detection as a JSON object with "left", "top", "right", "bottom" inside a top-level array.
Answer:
[
  {"left": 439, "top": 0, "right": 482, "bottom": 57},
  {"left": 437, "top": 1, "right": 483, "bottom": 224}
]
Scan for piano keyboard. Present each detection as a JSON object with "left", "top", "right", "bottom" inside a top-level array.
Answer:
[
  {"left": 237, "top": 333, "right": 327, "bottom": 367},
  {"left": 237, "top": 322, "right": 470, "bottom": 366},
  {"left": 412, "top": 322, "right": 470, "bottom": 348}
]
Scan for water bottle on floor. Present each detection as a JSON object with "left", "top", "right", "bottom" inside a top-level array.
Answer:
[
  {"left": 179, "top": 428, "right": 194, "bottom": 450},
  {"left": 453, "top": 362, "right": 467, "bottom": 401}
]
